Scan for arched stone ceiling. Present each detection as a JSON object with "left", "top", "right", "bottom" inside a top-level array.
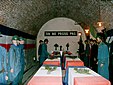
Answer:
[{"left": 0, "top": 0, "right": 113, "bottom": 36}]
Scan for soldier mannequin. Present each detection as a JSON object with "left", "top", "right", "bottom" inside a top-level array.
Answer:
[
  {"left": 8, "top": 35, "right": 21, "bottom": 85},
  {"left": 18, "top": 37, "right": 25, "bottom": 85},
  {"left": 0, "top": 33, "right": 8, "bottom": 84}
]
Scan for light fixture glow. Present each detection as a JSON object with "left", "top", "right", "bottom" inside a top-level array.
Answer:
[
  {"left": 78, "top": 32, "right": 82, "bottom": 36},
  {"left": 97, "top": 22, "right": 103, "bottom": 27},
  {"left": 85, "top": 29, "right": 89, "bottom": 34}
]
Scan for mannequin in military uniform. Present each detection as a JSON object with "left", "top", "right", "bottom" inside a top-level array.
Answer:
[
  {"left": 18, "top": 37, "right": 25, "bottom": 85},
  {"left": 8, "top": 35, "right": 21, "bottom": 85},
  {"left": 0, "top": 34, "right": 8, "bottom": 84}
]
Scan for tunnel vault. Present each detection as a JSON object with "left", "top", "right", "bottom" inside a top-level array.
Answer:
[{"left": 0, "top": 0, "right": 113, "bottom": 36}]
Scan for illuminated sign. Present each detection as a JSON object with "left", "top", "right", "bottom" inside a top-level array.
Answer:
[{"left": 45, "top": 31, "right": 77, "bottom": 36}]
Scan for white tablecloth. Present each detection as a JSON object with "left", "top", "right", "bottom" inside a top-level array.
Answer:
[
  {"left": 27, "top": 66, "right": 62, "bottom": 85},
  {"left": 34, "top": 66, "right": 62, "bottom": 77},
  {"left": 68, "top": 67, "right": 100, "bottom": 85}
]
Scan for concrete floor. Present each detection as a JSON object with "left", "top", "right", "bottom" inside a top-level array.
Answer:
[{"left": 22, "top": 62, "right": 40, "bottom": 85}]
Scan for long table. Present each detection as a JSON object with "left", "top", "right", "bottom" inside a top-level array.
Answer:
[
  {"left": 43, "top": 56, "right": 84, "bottom": 68},
  {"left": 66, "top": 57, "right": 84, "bottom": 68},
  {"left": 64, "top": 66, "right": 111, "bottom": 85},
  {"left": 27, "top": 66, "right": 62, "bottom": 85},
  {"left": 43, "top": 58, "right": 61, "bottom": 66}
]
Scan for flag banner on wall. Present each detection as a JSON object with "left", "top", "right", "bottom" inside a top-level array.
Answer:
[{"left": 44, "top": 31, "right": 77, "bottom": 36}]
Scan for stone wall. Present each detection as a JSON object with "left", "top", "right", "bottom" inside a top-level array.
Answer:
[{"left": 0, "top": 0, "right": 113, "bottom": 35}]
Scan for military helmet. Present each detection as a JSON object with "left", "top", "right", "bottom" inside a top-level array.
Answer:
[
  {"left": 19, "top": 36, "right": 25, "bottom": 41},
  {"left": 12, "top": 35, "right": 19, "bottom": 40}
]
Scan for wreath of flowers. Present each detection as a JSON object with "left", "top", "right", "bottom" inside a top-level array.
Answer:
[
  {"left": 74, "top": 68, "right": 90, "bottom": 74},
  {"left": 45, "top": 66, "right": 57, "bottom": 72}
]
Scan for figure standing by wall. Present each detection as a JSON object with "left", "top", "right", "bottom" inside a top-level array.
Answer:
[
  {"left": 78, "top": 40, "right": 85, "bottom": 62},
  {"left": 8, "top": 35, "right": 21, "bottom": 85},
  {"left": 0, "top": 45, "right": 8, "bottom": 84},
  {"left": 92, "top": 40, "right": 98, "bottom": 72},
  {"left": 84, "top": 40, "right": 90, "bottom": 67},
  {"left": 39, "top": 39, "right": 51, "bottom": 66},
  {"left": 90, "top": 39, "right": 98, "bottom": 72},
  {"left": 97, "top": 35, "right": 109, "bottom": 79},
  {"left": 38, "top": 40, "right": 43, "bottom": 63},
  {"left": 89, "top": 39, "right": 94, "bottom": 69},
  {"left": 18, "top": 37, "right": 25, "bottom": 85}
]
